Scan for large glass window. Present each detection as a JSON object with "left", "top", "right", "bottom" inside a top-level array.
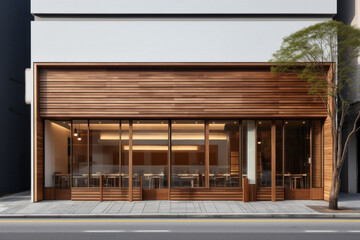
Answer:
[
  {"left": 89, "top": 120, "right": 120, "bottom": 187},
  {"left": 72, "top": 120, "right": 89, "bottom": 187},
  {"left": 209, "top": 120, "right": 240, "bottom": 187},
  {"left": 171, "top": 120, "right": 205, "bottom": 188},
  {"left": 256, "top": 121, "right": 272, "bottom": 187},
  {"left": 276, "top": 120, "right": 284, "bottom": 187},
  {"left": 121, "top": 121, "right": 130, "bottom": 187},
  {"left": 284, "top": 120, "right": 311, "bottom": 189},
  {"left": 44, "top": 120, "right": 71, "bottom": 189},
  {"left": 133, "top": 120, "right": 169, "bottom": 189},
  {"left": 312, "top": 120, "right": 323, "bottom": 188}
]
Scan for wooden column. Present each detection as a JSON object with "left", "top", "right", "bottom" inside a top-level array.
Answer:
[
  {"left": 242, "top": 177, "right": 249, "bottom": 202},
  {"left": 205, "top": 121, "right": 210, "bottom": 188},
  {"left": 271, "top": 122, "right": 276, "bottom": 202},
  {"left": 129, "top": 121, "right": 133, "bottom": 202}
]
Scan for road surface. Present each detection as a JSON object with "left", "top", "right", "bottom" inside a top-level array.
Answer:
[{"left": 0, "top": 218, "right": 359, "bottom": 239}]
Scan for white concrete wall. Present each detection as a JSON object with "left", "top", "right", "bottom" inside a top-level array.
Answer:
[
  {"left": 31, "top": 0, "right": 337, "bottom": 14},
  {"left": 31, "top": 19, "right": 330, "bottom": 63}
]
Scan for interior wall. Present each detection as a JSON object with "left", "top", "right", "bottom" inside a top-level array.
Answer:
[{"left": 44, "top": 121, "right": 69, "bottom": 187}]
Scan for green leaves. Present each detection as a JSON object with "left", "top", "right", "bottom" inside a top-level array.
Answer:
[{"left": 270, "top": 20, "right": 360, "bottom": 103}]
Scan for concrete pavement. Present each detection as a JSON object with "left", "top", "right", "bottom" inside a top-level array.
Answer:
[{"left": 0, "top": 192, "right": 360, "bottom": 218}]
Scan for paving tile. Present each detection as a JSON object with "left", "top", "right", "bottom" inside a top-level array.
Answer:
[{"left": 1, "top": 191, "right": 359, "bottom": 216}]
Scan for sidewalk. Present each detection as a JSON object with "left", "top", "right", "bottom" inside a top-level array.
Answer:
[{"left": 0, "top": 191, "right": 360, "bottom": 218}]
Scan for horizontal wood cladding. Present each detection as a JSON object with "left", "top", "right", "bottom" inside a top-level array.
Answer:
[
  {"left": 71, "top": 188, "right": 141, "bottom": 201},
  {"left": 71, "top": 188, "right": 100, "bottom": 201},
  {"left": 169, "top": 188, "right": 243, "bottom": 201},
  {"left": 256, "top": 187, "right": 284, "bottom": 201},
  {"left": 38, "top": 65, "right": 327, "bottom": 118},
  {"left": 284, "top": 189, "right": 310, "bottom": 200}
]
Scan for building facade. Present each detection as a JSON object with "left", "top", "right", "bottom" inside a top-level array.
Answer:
[
  {"left": 0, "top": 0, "right": 31, "bottom": 196},
  {"left": 29, "top": 0, "right": 337, "bottom": 202},
  {"left": 337, "top": 0, "right": 360, "bottom": 194}
]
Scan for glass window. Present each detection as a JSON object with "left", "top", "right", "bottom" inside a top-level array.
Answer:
[
  {"left": 121, "top": 121, "right": 130, "bottom": 187},
  {"left": 89, "top": 120, "right": 120, "bottom": 187},
  {"left": 312, "top": 120, "right": 323, "bottom": 188},
  {"left": 133, "top": 120, "right": 169, "bottom": 189},
  {"left": 72, "top": 120, "right": 89, "bottom": 187},
  {"left": 276, "top": 120, "right": 284, "bottom": 187},
  {"left": 284, "top": 120, "right": 311, "bottom": 189},
  {"left": 209, "top": 120, "right": 240, "bottom": 187},
  {"left": 242, "top": 120, "right": 256, "bottom": 184},
  {"left": 256, "top": 121, "right": 272, "bottom": 187},
  {"left": 44, "top": 120, "right": 71, "bottom": 189},
  {"left": 171, "top": 120, "right": 205, "bottom": 188}
]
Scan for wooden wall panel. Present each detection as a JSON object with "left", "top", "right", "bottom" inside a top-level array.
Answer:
[
  {"left": 323, "top": 116, "right": 333, "bottom": 201},
  {"left": 257, "top": 187, "right": 284, "bottom": 201},
  {"left": 284, "top": 189, "right": 310, "bottom": 200},
  {"left": 44, "top": 187, "right": 55, "bottom": 200},
  {"left": 170, "top": 188, "right": 243, "bottom": 201},
  {"left": 38, "top": 65, "right": 327, "bottom": 118},
  {"left": 35, "top": 118, "right": 44, "bottom": 202}
]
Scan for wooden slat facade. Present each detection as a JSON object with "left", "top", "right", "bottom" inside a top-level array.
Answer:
[
  {"left": 257, "top": 187, "right": 285, "bottom": 201},
  {"left": 33, "top": 63, "right": 333, "bottom": 202},
  {"left": 35, "top": 118, "right": 44, "bottom": 202},
  {"left": 169, "top": 188, "right": 243, "bottom": 201},
  {"left": 37, "top": 65, "right": 327, "bottom": 119},
  {"left": 71, "top": 188, "right": 141, "bottom": 201}
]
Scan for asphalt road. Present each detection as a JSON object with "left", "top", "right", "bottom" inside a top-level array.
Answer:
[{"left": 0, "top": 218, "right": 359, "bottom": 240}]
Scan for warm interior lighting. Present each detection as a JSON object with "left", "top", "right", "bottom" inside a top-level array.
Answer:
[
  {"left": 100, "top": 131, "right": 227, "bottom": 140},
  {"left": 74, "top": 128, "right": 78, "bottom": 137},
  {"left": 208, "top": 123, "right": 226, "bottom": 130},
  {"left": 122, "top": 145, "right": 199, "bottom": 151}
]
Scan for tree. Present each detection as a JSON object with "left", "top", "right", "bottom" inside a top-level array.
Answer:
[{"left": 270, "top": 21, "right": 360, "bottom": 210}]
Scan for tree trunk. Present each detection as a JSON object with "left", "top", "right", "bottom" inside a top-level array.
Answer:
[{"left": 329, "top": 167, "right": 341, "bottom": 210}]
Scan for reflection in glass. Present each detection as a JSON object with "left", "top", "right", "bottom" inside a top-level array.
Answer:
[
  {"left": 72, "top": 120, "right": 89, "bottom": 187},
  {"left": 312, "top": 120, "right": 323, "bottom": 188},
  {"left": 133, "top": 120, "right": 169, "bottom": 189},
  {"left": 284, "top": 120, "right": 311, "bottom": 189},
  {"left": 44, "top": 120, "right": 71, "bottom": 189},
  {"left": 89, "top": 120, "right": 120, "bottom": 187},
  {"left": 276, "top": 121, "right": 283, "bottom": 186},
  {"left": 171, "top": 120, "right": 205, "bottom": 188},
  {"left": 256, "top": 121, "right": 272, "bottom": 187},
  {"left": 121, "top": 121, "right": 130, "bottom": 187},
  {"left": 209, "top": 120, "right": 239, "bottom": 187}
]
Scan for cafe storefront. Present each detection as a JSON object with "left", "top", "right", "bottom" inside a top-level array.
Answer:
[{"left": 34, "top": 63, "right": 333, "bottom": 202}]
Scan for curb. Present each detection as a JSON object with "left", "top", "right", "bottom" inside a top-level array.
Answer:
[{"left": 1, "top": 213, "right": 360, "bottom": 219}]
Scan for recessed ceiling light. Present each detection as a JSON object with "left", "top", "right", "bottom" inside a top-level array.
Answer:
[
  {"left": 302, "top": 121, "right": 306, "bottom": 124},
  {"left": 259, "top": 121, "right": 262, "bottom": 125}
]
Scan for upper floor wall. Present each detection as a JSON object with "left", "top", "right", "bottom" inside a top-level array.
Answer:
[{"left": 31, "top": 0, "right": 337, "bottom": 15}]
